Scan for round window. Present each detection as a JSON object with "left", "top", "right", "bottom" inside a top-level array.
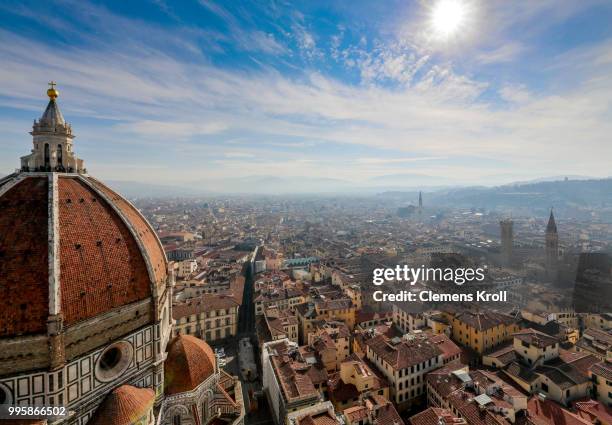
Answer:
[
  {"left": 95, "top": 341, "right": 133, "bottom": 382},
  {"left": 0, "top": 383, "right": 12, "bottom": 405},
  {"left": 100, "top": 347, "right": 121, "bottom": 371}
]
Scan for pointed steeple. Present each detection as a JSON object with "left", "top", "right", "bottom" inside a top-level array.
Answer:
[
  {"left": 546, "top": 209, "right": 557, "bottom": 233},
  {"left": 39, "top": 81, "right": 65, "bottom": 127},
  {"left": 418, "top": 191, "right": 423, "bottom": 208}
]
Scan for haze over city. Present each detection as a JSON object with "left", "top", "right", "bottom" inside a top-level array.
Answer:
[{"left": 1, "top": 0, "right": 612, "bottom": 192}]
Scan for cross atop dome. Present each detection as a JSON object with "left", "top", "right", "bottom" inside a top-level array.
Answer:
[
  {"left": 47, "top": 81, "right": 59, "bottom": 99},
  {"left": 20, "top": 83, "right": 86, "bottom": 173}
]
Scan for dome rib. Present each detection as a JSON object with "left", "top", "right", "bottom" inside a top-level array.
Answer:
[
  {"left": 57, "top": 176, "right": 152, "bottom": 325},
  {"left": 84, "top": 176, "right": 168, "bottom": 291}
]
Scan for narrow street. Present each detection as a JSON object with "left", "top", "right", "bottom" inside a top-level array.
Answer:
[
  {"left": 232, "top": 255, "right": 273, "bottom": 425},
  {"left": 238, "top": 261, "right": 256, "bottom": 336}
]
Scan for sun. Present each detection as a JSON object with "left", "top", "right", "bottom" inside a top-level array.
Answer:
[{"left": 431, "top": 0, "right": 466, "bottom": 37}]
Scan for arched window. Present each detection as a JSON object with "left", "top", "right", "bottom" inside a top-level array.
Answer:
[
  {"left": 44, "top": 143, "right": 50, "bottom": 167},
  {"left": 57, "top": 144, "right": 63, "bottom": 166}
]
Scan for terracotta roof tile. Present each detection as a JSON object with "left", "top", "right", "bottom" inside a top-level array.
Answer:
[
  {"left": 590, "top": 361, "right": 612, "bottom": 381},
  {"left": 0, "top": 177, "right": 49, "bottom": 336},
  {"left": 365, "top": 334, "right": 442, "bottom": 370},
  {"left": 573, "top": 399, "right": 612, "bottom": 424},
  {"left": 0, "top": 174, "right": 168, "bottom": 336},
  {"left": 297, "top": 411, "right": 340, "bottom": 425},
  {"left": 454, "top": 311, "right": 517, "bottom": 332},
  {"left": 58, "top": 177, "right": 152, "bottom": 324},
  {"left": 409, "top": 407, "right": 462, "bottom": 425},
  {"left": 87, "top": 177, "right": 167, "bottom": 287},
  {"left": 373, "top": 402, "right": 405, "bottom": 425},
  {"left": 513, "top": 328, "right": 559, "bottom": 348},
  {"left": 165, "top": 335, "right": 216, "bottom": 395},
  {"left": 172, "top": 294, "right": 239, "bottom": 319},
  {"left": 527, "top": 397, "right": 591, "bottom": 425},
  {"left": 88, "top": 385, "right": 154, "bottom": 425}
]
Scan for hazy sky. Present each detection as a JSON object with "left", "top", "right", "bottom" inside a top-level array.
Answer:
[{"left": 1, "top": 0, "right": 612, "bottom": 187}]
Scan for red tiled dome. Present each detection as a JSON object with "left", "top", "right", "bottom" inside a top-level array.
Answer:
[
  {"left": 88, "top": 385, "right": 155, "bottom": 425},
  {"left": 165, "top": 335, "right": 217, "bottom": 395},
  {"left": 0, "top": 173, "right": 167, "bottom": 337}
]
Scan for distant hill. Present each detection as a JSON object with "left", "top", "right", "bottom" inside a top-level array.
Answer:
[{"left": 420, "top": 178, "right": 612, "bottom": 216}]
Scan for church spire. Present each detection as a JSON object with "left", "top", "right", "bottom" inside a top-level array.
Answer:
[
  {"left": 546, "top": 208, "right": 557, "bottom": 233},
  {"left": 38, "top": 81, "right": 66, "bottom": 128}
]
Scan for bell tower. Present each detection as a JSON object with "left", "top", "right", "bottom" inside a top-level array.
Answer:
[
  {"left": 545, "top": 209, "right": 559, "bottom": 280},
  {"left": 20, "top": 82, "right": 85, "bottom": 173}
]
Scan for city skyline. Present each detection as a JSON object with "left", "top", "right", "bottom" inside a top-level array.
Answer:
[{"left": 1, "top": 0, "right": 612, "bottom": 191}]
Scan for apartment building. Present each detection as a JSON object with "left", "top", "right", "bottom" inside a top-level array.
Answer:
[
  {"left": 392, "top": 304, "right": 426, "bottom": 334},
  {"left": 342, "top": 394, "right": 404, "bottom": 425},
  {"left": 496, "top": 330, "right": 597, "bottom": 406},
  {"left": 450, "top": 311, "right": 520, "bottom": 355},
  {"left": 328, "top": 354, "right": 390, "bottom": 412},
  {"left": 590, "top": 361, "right": 612, "bottom": 408},
  {"left": 262, "top": 339, "right": 323, "bottom": 425},
  {"left": 576, "top": 328, "right": 612, "bottom": 361},
  {"left": 365, "top": 334, "right": 444, "bottom": 411},
  {"left": 255, "top": 287, "right": 306, "bottom": 316},
  {"left": 264, "top": 307, "right": 300, "bottom": 344},
  {"left": 427, "top": 364, "right": 526, "bottom": 424},
  {"left": 173, "top": 294, "right": 239, "bottom": 343}
]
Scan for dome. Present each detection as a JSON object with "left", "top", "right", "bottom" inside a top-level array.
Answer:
[
  {"left": 88, "top": 385, "right": 155, "bottom": 425},
  {"left": 165, "top": 335, "right": 217, "bottom": 395},
  {"left": 0, "top": 173, "right": 167, "bottom": 336}
]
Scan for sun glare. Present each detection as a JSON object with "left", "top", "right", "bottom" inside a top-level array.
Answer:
[{"left": 431, "top": 0, "right": 466, "bottom": 37}]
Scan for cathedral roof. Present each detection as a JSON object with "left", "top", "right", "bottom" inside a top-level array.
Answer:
[
  {"left": 0, "top": 174, "right": 167, "bottom": 336},
  {"left": 88, "top": 385, "right": 155, "bottom": 425},
  {"left": 165, "top": 335, "right": 217, "bottom": 395}
]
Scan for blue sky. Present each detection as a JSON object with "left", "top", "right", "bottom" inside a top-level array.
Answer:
[{"left": 1, "top": 0, "right": 612, "bottom": 189}]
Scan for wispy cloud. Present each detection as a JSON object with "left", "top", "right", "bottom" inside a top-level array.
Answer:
[
  {"left": 198, "top": 0, "right": 286, "bottom": 54},
  {"left": 476, "top": 42, "right": 526, "bottom": 64},
  {"left": 0, "top": 0, "right": 611, "bottom": 187},
  {"left": 498, "top": 83, "right": 531, "bottom": 104}
]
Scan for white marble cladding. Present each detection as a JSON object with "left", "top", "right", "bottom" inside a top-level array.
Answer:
[{"left": 0, "top": 323, "right": 162, "bottom": 425}]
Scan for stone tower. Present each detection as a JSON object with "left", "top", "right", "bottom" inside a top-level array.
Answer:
[
  {"left": 500, "top": 219, "right": 513, "bottom": 266},
  {"left": 545, "top": 209, "right": 559, "bottom": 280},
  {"left": 418, "top": 191, "right": 423, "bottom": 218},
  {"left": 20, "top": 82, "right": 85, "bottom": 173}
]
